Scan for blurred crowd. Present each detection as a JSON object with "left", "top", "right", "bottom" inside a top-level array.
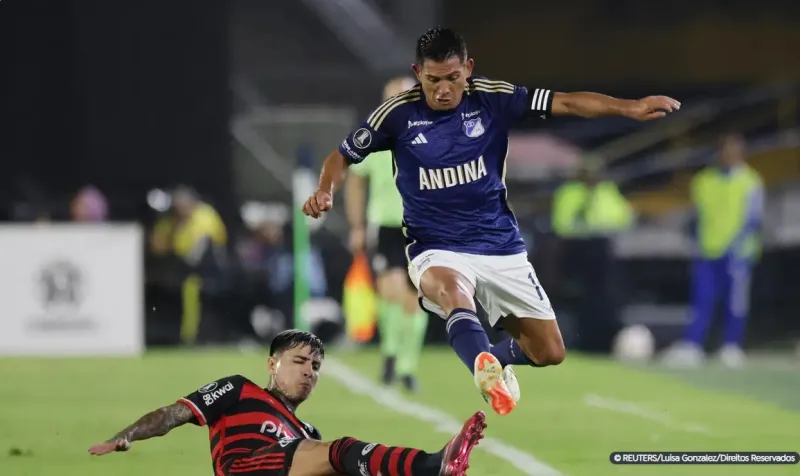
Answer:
[
  {"left": 6, "top": 122, "right": 797, "bottom": 360},
  {"left": 10, "top": 181, "right": 330, "bottom": 348},
  {"left": 13, "top": 185, "right": 110, "bottom": 224}
]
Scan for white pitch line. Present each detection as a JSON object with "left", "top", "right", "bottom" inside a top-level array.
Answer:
[
  {"left": 325, "top": 358, "right": 564, "bottom": 476},
  {"left": 584, "top": 393, "right": 712, "bottom": 435}
]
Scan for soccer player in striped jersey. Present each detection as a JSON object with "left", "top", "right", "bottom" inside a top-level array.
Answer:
[
  {"left": 303, "top": 27, "right": 681, "bottom": 416},
  {"left": 88, "top": 330, "right": 487, "bottom": 476}
]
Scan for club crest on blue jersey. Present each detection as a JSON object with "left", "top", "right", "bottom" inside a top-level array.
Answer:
[{"left": 462, "top": 118, "right": 485, "bottom": 138}]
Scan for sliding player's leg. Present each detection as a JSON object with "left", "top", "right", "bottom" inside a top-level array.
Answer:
[
  {"left": 409, "top": 250, "right": 516, "bottom": 416},
  {"left": 284, "top": 411, "right": 487, "bottom": 476}
]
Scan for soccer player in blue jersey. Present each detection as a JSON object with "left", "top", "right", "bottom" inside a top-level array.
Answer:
[{"left": 303, "top": 27, "right": 680, "bottom": 416}]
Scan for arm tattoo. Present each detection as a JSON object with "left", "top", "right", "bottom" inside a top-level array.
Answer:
[{"left": 108, "top": 402, "right": 194, "bottom": 443}]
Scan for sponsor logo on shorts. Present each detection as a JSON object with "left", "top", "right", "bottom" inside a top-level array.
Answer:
[{"left": 416, "top": 253, "right": 433, "bottom": 269}]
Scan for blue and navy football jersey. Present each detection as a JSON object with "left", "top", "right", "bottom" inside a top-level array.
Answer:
[{"left": 339, "top": 77, "right": 553, "bottom": 261}]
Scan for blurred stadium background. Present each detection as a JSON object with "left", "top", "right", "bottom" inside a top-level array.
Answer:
[{"left": 1, "top": 0, "right": 799, "bottom": 475}]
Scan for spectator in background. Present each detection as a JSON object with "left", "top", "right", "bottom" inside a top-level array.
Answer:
[
  {"left": 551, "top": 157, "right": 634, "bottom": 238},
  {"left": 70, "top": 186, "right": 108, "bottom": 222},
  {"left": 10, "top": 182, "right": 107, "bottom": 223},
  {"left": 551, "top": 157, "right": 634, "bottom": 352},
  {"left": 236, "top": 207, "right": 327, "bottom": 339},
  {"left": 238, "top": 207, "right": 328, "bottom": 302},
  {"left": 663, "top": 134, "right": 764, "bottom": 368},
  {"left": 150, "top": 186, "right": 227, "bottom": 345}
]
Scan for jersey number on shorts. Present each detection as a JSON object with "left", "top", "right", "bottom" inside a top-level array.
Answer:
[{"left": 527, "top": 272, "right": 544, "bottom": 301}]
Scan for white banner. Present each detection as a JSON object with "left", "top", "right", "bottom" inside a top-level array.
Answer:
[{"left": 0, "top": 224, "right": 144, "bottom": 356}]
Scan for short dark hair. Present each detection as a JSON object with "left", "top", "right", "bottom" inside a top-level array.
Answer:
[
  {"left": 270, "top": 330, "right": 325, "bottom": 359},
  {"left": 415, "top": 27, "right": 467, "bottom": 65}
]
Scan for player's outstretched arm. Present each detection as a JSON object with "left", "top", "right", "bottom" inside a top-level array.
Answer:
[
  {"left": 304, "top": 91, "right": 404, "bottom": 219},
  {"left": 551, "top": 92, "right": 681, "bottom": 121},
  {"left": 88, "top": 402, "right": 194, "bottom": 455},
  {"left": 303, "top": 149, "right": 349, "bottom": 219}
]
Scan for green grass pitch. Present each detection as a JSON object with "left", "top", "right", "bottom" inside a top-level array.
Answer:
[{"left": 1, "top": 347, "right": 798, "bottom": 475}]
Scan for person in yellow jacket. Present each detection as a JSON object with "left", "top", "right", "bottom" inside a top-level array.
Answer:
[
  {"left": 150, "top": 186, "right": 227, "bottom": 345},
  {"left": 663, "top": 134, "right": 764, "bottom": 368},
  {"left": 552, "top": 158, "right": 634, "bottom": 238},
  {"left": 552, "top": 159, "right": 634, "bottom": 352}
]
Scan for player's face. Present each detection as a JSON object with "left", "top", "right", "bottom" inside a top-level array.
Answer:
[
  {"left": 413, "top": 57, "right": 474, "bottom": 111},
  {"left": 268, "top": 345, "right": 321, "bottom": 404}
]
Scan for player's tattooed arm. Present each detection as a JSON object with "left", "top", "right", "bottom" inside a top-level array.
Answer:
[{"left": 108, "top": 402, "right": 194, "bottom": 444}]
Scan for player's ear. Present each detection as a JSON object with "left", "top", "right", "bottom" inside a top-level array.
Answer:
[
  {"left": 267, "top": 355, "right": 278, "bottom": 375},
  {"left": 465, "top": 58, "right": 474, "bottom": 77},
  {"left": 411, "top": 63, "right": 421, "bottom": 81}
]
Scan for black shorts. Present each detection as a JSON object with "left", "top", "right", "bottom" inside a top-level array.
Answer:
[
  {"left": 224, "top": 439, "right": 303, "bottom": 476},
  {"left": 372, "top": 226, "right": 408, "bottom": 274}
]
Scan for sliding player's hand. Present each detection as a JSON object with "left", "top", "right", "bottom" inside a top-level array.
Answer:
[
  {"left": 88, "top": 438, "right": 130, "bottom": 455},
  {"left": 302, "top": 190, "right": 333, "bottom": 219},
  {"left": 625, "top": 96, "right": 681, "bottom": 121}
]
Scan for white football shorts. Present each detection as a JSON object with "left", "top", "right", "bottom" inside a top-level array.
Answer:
[{"left": 408, "top": 249, "right": 556, "bottom": 327}]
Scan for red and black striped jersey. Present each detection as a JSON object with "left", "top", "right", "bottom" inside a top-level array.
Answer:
[{"left": 177, "top": 375, "right": 321, "bottom": 476}]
